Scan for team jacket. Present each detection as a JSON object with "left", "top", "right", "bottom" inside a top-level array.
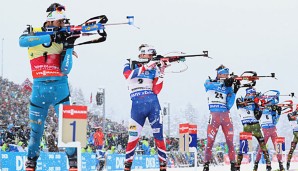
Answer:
[
  {"left": 204, "top": 79, "right": 236, "bottom": 113},
  {"left": 19, "top": 27, "right": 73, "bottom": 81},
  {"left": 123, "top": 62, "right": 163, "bottom": 101},
  {"left": 288, "top": 111, "right": 298, "bottom": 132},
  {"left": 236, "top": 97, "right": 259, "bottom": 125},
  {"left": 260, "top": 105, "right": 281, "bottom": 128}
]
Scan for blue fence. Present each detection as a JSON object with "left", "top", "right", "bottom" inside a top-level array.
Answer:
[
  {"left": 106, "top": 154, "right": 159, "bottom": 170},
  {"left": 0, "top": 152, "right": 160, "bottom": 171}
]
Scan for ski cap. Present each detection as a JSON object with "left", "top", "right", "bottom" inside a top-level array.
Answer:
[
  {"left": 46, "top": 3, "right": 66, "bottom": 21},
  {"left": 46, "top": 11, "right": 67, "bottom": 21},
  {"left": 246, "top": 87, "right": 256, "bottom": 94},
  {"left": 46, "top": 3, "right": 65, "bottom": 12},
  {"left": 216, "top": 65, "right": 229, "bottom": 75}
]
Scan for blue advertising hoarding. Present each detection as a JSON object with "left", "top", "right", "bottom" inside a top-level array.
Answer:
[{"left": 0, "top": 152, "right": 159, "bottom": 171}]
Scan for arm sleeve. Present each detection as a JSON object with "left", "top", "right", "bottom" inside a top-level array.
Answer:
[
  {"left": 152, "top": 69, "right": 164, "bottom": 94},
  {"left": 60, "top": 48, "right": 73, "bottom": 75},
  {"left": 19, "top": 34, "right": 51, "bottom": 47},
  {"left": 254, "top": 102, "right": 262, "bottom": 120},
  {"left": 123, "top": 63, "right": 145, "bottom": 80},
  {"left": 204, "top": 79, "right": 215, "bottom": 92},
  {"left": 226, "top": 87, "right": 236, "bottom": 110}
]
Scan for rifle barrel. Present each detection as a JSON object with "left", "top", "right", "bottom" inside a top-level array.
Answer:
[
  {"left": 103, "top": 22, "right": 129, "bottom": 26},
  {"left": 164, "top": 54, "right": 209, "bottom": 58}
]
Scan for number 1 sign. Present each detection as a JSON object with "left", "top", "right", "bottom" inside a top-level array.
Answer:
[
  {"left": 179, "top": 123, "right": 189, "bottom": 152},
  {"left": 61, "top": 105, "right": 87, "bottom": 147}
]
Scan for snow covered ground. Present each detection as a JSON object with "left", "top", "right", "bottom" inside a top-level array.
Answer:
[{"left": 125, "top": 163, "right": 298, "bottom": 171}]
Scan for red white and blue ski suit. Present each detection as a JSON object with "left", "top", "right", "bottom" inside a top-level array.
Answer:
[{"left": 123, "top": 62, "right": 167, "bottom": 163}]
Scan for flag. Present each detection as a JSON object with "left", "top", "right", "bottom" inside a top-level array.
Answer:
[
  {"left": 21, "top": 78, "right": 32, "bottom": 92},
  {"left": 90, "top": 92, "right": 92, "bottom": 103}
]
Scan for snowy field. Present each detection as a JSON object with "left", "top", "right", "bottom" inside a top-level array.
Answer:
[{"left": 124, "top": 163, "right": 298, "bottom": 171}]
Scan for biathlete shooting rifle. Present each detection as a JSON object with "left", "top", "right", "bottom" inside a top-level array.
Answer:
[
  {"left": 230, "top": 71, "right": 276, "bottom": 88},
  {"left": 26, "top": 15, "right": 137, "bottom": 46},
  {"left": 210, "top": 71, "right": 276, "bottom": 94},
  {"left": 130, "top": 51, "right": 211, "bottom": 72}
]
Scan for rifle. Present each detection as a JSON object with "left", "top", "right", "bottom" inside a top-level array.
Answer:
[
  {"left": 257, "top": 91, "right": 295, "bottom": 111},
  {"left": 230, "top": 71, "right": 276, "bottom": 87},
  {"left": 130, "top": 51, "right": 211, "bottom": 71},
  {"left": 27, "top": 15, "right": 136, "bottom": 46},
  {"left": 278, "top": 100, "right": 296, "bottom": 114}
]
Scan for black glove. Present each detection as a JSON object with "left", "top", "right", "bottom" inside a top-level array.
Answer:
[
  {"left": 254, "top": 109, "right": 262, "bottom": 120},
  {"left": 271, "top": 105, "right": 281, "bottom": 114},
  {"left": 51, "top": 31, "right": 69, "bottom": 44},
  {"left": 224, "top": 77, "right": 234, "bottom": 87},
  {"left": 233, "top": 80, "right": 241, "bottom": 93},
  {"left": 236, "top": 98, "right": 243, "bottom": 108},
  {"left": 63, "top": 31, "right": 81, "bottom": 48},
  {"left": 277, "top": 106, "right": 282, "bottom": 115}
]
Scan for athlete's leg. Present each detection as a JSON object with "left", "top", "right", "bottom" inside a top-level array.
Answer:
[
  {"left": 26, "top": 82, "right": 52, "bottom": 169},
  {"left": 269, "top": 127, "right": 282, "bottom": 162},
  {"left": 251, "top": 124, "right": 271, "bottom": 166},
  {"left": 125, "top": 101, "right": 148, "bottom": 163},
  {"left": 268, "top": 127, "right": 284, "bottom": 170},
  {"left": 148, "top": 100, "right": 166, "bottom": 170},
  {"left": 221, "top": 112, "right": 235, "bottom": 162},
  {"left": 287, "top": 132, "right": 298, "bottom": 170},
  {"left": 204, "top": 112, "right": 221, "bottom": 163},
  {"left": 255, "top": 128, "right": 270, "bottom": 163}
]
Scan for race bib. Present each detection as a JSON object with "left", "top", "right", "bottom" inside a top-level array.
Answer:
[
  {"left": 207, "top": 90, "right": 227, "bottom": 105},
  {"left": 239, "top": 108, "right": 257, "bottom": 122},
  {"left": 260, "top": 114, "right": 273, "bottom": 126}
]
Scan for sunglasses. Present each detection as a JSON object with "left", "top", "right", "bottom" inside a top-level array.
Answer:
[
  {"left": 56, "top": 6, "right": 65, "bottom": 12},
  {"left": 148, "top": 49, "right": 156, "bottom": 55},
  {"left": 57, "top": 19, "right": 66, "bottom": 24},
  {"left": 47, "top": 5, "right": 66, "bottom": 12}
]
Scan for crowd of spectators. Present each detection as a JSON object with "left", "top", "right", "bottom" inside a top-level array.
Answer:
[{"left": 0, "top": 76, "right": 225, "bottom": 166}]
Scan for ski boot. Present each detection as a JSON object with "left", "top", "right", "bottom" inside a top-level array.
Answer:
[
  {"left": 279, "top": 161, "right": 285, "bottom": 171},
  {"left": 253, "top": 161, "right": 258, "bottom": 171},
  {"left": 124, "top": 161, "right": 132, "bottom": 171},
  {"left": 160, "top": 161, "right": 167, "bottom": 171},
  {"left": 266, "top": 164, "right": 272, "bottom": 171},
  {"left": 287, "top": 161, "right": 290, "bottom": 170},
  {"left": 203, "top": 162, "right": 209, "bottom": 171},
  {"left": 234, "top": 165, "right": 240, "bottom": 171},
  {"left": 68, "top": 155, "right": 78, "bottom": 171},
  {"left": 230, "top": 161, "right": 237, "bottom": 171},
  {"left": 25, "top": 157, "right": 38, "bottom": 171}
]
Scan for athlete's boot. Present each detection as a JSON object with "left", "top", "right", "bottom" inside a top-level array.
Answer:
[
  {"left": 68, "top": 155, "right": 78, "bottom": 171},
  {"left": 253, "top": 161, "right": 259, "bottom": 171},
  {"left": 160, "top": 161, "right": 167, "bottom": 171},
  {"left": 124, "top": 161, "right": 132, "bottom": 171},
  {"left": 25, "top": 157, "right": 38, "bottom": 171},
  {"left": 230, "top": 161, "right": 237, "bottom": 171},
  {"left": 287, "top": 161, "right": 290, "bottom": 170},
  {"left": 234, "top": 165, "right": 240, "bottom": 171},
  {"left": 279, "top": 161, "right": 285, "bottom": 171},
  {"left": 266, "top": 164, "right": 272, "bottom": 171},
  {"left": 203, "top": 162, "right": 209, "bottom": 171}
]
